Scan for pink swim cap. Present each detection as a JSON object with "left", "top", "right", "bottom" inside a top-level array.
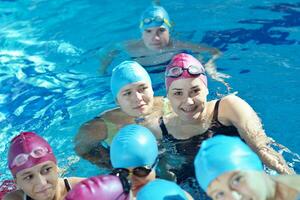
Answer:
[
  {"left": 65, "top": 175, "right": 130, "bottom": 200},
  {"left": 8, "top": 132, "right": 56, "bottom": 177},
  {"left": 165, "top": 53, "right": 207, "bottom": 90}
]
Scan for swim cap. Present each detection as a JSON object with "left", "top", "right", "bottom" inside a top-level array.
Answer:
[
  {"left": 110, "top": 61, "right": 152, "bottom": 100},
  {"left": 137, "top": 179, "right": 188, "bottom": 200},
  {"left": 65, "top": 175, "right": 130, "bottom": 200},
  {"left": 194, "top": 135, "right": 263, "bottom": 191},
  {"left": 110, "top": 124, "right": 158, "bottom": 168},
  {"left": 140, "top": 5, "right": 171, "bottom": 31},
  {"left": 165, "top": 53, "right": 207, "bottom": 90},
  {"left": 8, "top": 132, "right": 56, "bottom": 177}
]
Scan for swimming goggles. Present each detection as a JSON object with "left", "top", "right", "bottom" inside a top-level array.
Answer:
[
  {"left": 111, "top": 157, "right": 159, "bottom": 178},
  {"left": 165, "top": 65, "right": 206, "bottom": 78},
  {"left": 11, "top": 146, "right": 50, "bottom": 168},
  {"left": 140, "top": 16, "right": 171, "bottom": 28}
]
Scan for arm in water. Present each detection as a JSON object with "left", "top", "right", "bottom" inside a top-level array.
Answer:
[{"left": 219, "top": 95, "right": 294, "bottom": 174}]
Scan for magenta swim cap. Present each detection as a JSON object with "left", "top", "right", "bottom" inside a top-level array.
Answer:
[
  {"left": 165, "top": 53, "right": 207, "bottom": 90},
  {"left": 8, "top": 132, "right": 56, "bottom": 177},
  {"left": 65, "top": 175, "right": 130, "bottom": 200}
]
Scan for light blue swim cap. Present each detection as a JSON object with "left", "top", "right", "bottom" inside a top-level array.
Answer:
[
  {"left": 140, "top": 5, "right": 171, "bottom": 31},
  {"left": 194, "top": 135, "right": 263, "bottom": 191},
  {"left": 137, "top": 179, "right": 188, "bottom": 200},
  {"left": 110, "top": 61, "right": 152, "bottom": 100},
  {"left": 110, "top": 124, "right": 158, "bottom": 168}
]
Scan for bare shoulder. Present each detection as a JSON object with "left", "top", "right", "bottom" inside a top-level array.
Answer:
[
  {"left": 219, "top": 94, "right": 251, "bottom": 112},
  {"left": 125, "top": 39, "right": 145, "bottom": 53},
  {"left": 221, "top": 94, "right": 244, "bottom": 104},
  {"left": 153, "top": 96, "right": 165, "bottom": 106},
  {"left": 3, "top": 190, "right": 23, "bottom": 200},
  {"left": 272, "top": 175, "right": 300, "bottom": 190},
  {"left": 103, "top": 108, "right": 134, "bottom": 124}
]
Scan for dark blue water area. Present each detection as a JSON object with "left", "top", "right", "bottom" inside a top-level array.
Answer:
[{"left": 0, "top": 0, "right": 299, "bottom": 191}]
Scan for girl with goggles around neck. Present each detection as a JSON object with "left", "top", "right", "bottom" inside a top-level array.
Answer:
[
  {"left": 98, "top": 4, "right": 225, "bottom": 90},
  {"left": 110, "top": 124, "right": 193, "bottom": 199},
  {"left": 4, "top": 132, "right": 84, "bottom": 200},
  {"left": 160, "top": 53, "right": 294, "bottom": 185}
]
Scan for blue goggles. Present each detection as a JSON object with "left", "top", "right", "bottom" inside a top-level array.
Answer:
[{"left": 140, "top": 16, "right": 171, "bottom": 29}]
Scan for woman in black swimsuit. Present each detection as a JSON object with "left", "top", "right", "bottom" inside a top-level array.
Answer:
[
  {"left": 161, "top": 53, "right": 293, "bottom": 182},
  {"left": 4, "top": 132, "right": 84, "bottom": 200}
]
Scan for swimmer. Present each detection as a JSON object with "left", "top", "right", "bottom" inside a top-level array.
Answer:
[
  {"left": 159, "top": 53, "right": 293, "bottom": 182},
  {"left": 99, "top": 4, "right": 224, "bottom": 85},
  {"left": 75, "top": 61, "right": 171, "bottom": 169},
  {"left": 110, "top": 124, "right": 192, "bottom": 198},
  {"left": 4, "top": 132, "right": 84, "bottom": 200},
  {"left": 137, "top": 178, "right": 193, "bottom": 200},
  {"left": 194, "top": 135, "right": 300, "bottom": 200},
  {"left": 64, "top": 175, "right": 130, "bottom": 200}
]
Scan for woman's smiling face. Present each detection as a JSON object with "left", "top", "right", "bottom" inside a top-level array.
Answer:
[{"left": 167, "top": 78, "right": 208, "bottom": 122}]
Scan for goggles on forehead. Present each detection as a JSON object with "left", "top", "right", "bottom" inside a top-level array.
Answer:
[
  {"left": 11, "top": 146, "right": 50, "bottom": 168},
  {"left": 111, "top": 157, "right": 158, "bottom": 178},
  {"left": 140, "top": 16, "right": 171, "bottom": 29},
  {"left": 165, "top": 65, "right": 206, "bottom": 78}
]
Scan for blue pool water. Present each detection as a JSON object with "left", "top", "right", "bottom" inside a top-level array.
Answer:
[{"left": 0, "top": 0, "right": 300, "bottom": 190}]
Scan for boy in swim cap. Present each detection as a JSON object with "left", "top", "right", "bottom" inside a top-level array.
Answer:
[
  {"left": 65, "top": 175, "right": 130, "bottom": 200},
  {"left": 4, "top": 132, "right": 84, "bottom": 200},
  {"left": 110, "top": 124, "right": 193, "bottom": 198},
  {"left": 194, "top": 135, "right": 300, "bottom": 200},
  {"left": 98, "top": 4, "right": 224, "bottom": 86}
]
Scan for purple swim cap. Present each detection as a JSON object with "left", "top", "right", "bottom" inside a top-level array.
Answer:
[
  {"left": 65, "top": 175, "right": 130, "bottom": 200},
  {"left": 165, "top": 53, "right": 207, "bottom": 90},
  {"left": 8, "top": 132, "right": 56, "bottom": 177}
]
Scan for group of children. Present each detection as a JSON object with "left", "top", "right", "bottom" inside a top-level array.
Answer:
[{"left": 4, "top": 3, "right": 300, "bottom": 200}]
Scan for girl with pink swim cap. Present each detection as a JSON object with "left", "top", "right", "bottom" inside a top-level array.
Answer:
[
  {"left": 4, "top": 132, "right": 84, "bottom": 200},
  {"left": 159, "top": 53, "right": 293, "bottom": 183}
]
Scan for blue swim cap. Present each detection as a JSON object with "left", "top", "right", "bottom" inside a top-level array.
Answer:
[
  {"left": 137, "top": 179, "right": 188, "bottom": 200},
  {"left": 64, "top": 175, "right": 130, "bottom": 200},
  {"left": 194, "top": 135, "right": 263, "bottom": 191},
  {"left": 110, "top": 61, "right": 152, "bottom": 100},
  {"left": 140, "top": 5, "right": 171, "bottom": 31},
  {"left": 110, "top": 124, "right": 158, "bottom": 168}
]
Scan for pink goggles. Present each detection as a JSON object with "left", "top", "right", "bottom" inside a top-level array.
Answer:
[{"left": 10, "top": 146, "right": 51, "bottom": 168}]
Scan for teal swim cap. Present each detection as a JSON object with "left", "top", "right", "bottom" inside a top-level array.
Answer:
[
  {"left": 140, "top": 5, "right": 171, "bottom": 31},
  {"left": 110, "top": 124, "right": 158, "bottom": 168},
  {"left": 110, "top": 61, "right": 152, "bottom": 100},
  {"left": 194, "top": 135, "right": 263, "bottom": 191},
  {"left": 137, "top": 179, "right": 188, "bottom": 200}
]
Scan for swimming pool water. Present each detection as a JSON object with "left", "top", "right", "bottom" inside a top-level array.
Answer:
[{"left": 1, "top": 0, "right": 300, "bottom": 190}]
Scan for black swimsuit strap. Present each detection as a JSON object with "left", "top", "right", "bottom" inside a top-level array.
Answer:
[
  {"left": 26, "top": 195, "right": 33, "bottom": 200},
  {"left": 64, "top": 178, "right": 72, "bottom": 192},
  {"left": 212, "top": 99, "right": 221, "bottom": 124},
  {"left": 159, "top": 116, "right": 169, "bottom": 137}
]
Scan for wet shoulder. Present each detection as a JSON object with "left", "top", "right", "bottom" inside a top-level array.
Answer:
[{"left": 103, "top": 107, "right": 133, "bottom": 124}]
